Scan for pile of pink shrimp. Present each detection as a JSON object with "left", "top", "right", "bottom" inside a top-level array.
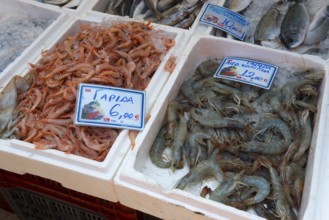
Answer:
[{"left": 10, "top": 21, "right": 175, "bottom": 161}]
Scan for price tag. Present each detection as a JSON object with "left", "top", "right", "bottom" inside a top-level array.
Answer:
[
  {"left": 75, "top": 83, "right": 145, "bottom": 130},
  {"left": 214, "top": 57, "right": 278, "bottom": 89},
  {"left": 199, "top": 3, "right": 249, "bottom": 40}
]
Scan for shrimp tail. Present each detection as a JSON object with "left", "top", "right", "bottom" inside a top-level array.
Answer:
[{"left": 256, "top": 156, "right": 272, "bottom": 169}]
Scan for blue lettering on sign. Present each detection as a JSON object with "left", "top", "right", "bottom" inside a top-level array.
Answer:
[
  {"left": 241, "top": 64, "right": 272, "bottom": 74},
  {"left": 109, "top": 104, "right": 120, "bottom": 117},
  {"left": 225, "top": 61, "right": 239, "bottom": 66},
  {"left": 93, "top": 89, "right": 134, "bottom": 104},
  {"left": 109, "top": 103, "right": 135, "bottom": 120},
  {"left": 199, "top": 4, "right": 249, "bottom": 40},
  {"left": 240, "top": 70, "right": 263, "bottom": 81},
  {"left": 221, "top": 19, "right": 240, "bottom": 32}
]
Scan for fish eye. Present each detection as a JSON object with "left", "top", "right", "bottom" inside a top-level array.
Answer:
[{"left": 287, "top": 38, "right": 294, "bottom": 44}]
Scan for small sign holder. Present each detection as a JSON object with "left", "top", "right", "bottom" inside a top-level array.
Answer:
[
  {"left": 75, "top": 83, "right": 146, "bottom": 130},
  {"left": 214, "top": 57, "right": 278, "bottom": 89},
  {"left": 199, "top": 3, "right": 249, "bottom": 40}
]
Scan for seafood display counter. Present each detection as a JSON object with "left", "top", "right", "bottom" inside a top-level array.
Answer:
[
  {"left": 114, "top": 35, "right": 329, "bottom": 220},
  {"left": 1, "top": 1, "right": 329, "bottom": 220},
  {"left": 0, "top": 0, "right": 69, "bottom": 77},
  {"left": 0, "top": 15, "right": 186, "bottom": 202}
]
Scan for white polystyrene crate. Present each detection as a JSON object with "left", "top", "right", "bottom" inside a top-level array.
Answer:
[
  {"left": 0, "top": 16, "right": 186, "bottom": 202},
  {"left": 0, "top": 0, "right": 69, "bottom": 79},
  {"left": 83, "top": 0, "right": 224, "bottom": 35},
  {"left": 20, "top": 0, "right": 93, "bottom": 15},
  {"left": 114, "top": 35, "right": 329, "bottom": 219}
]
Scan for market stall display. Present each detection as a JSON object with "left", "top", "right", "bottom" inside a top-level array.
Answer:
[
  {"left": 115, "top": 35, "right": 329, "bottom": 220},
  {"left": 0, "top": 15, "right": 185, "bottom": 201},
  {"left": 1, "top": 1, "right": 329, "bottom": 219}
]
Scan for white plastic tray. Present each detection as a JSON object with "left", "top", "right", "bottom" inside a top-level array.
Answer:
[
  {"left": 114, "top": 35, "right": 329, "bottom": 219},
  {"left": 0, "top": 16, "right": 186, "bottom": 202},
  {"left": 21, "top": 0, "right": 92, "bottom": 15},
  {"left": 0, "top": 0, "right": 69, "bottom": 78}
]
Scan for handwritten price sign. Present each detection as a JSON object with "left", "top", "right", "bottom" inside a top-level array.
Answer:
[
  {"left": 75, "top": 83, "right": 145, "bottom": 130},
  {"left": 214, "top": 57, "right": 278, "bottom": 89},
  {"left": 199, "top": 3, "right": 249, "bottom": 40}
]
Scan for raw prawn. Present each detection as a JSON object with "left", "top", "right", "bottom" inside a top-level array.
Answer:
[
  {"left": 176, "top": 150, "right": 225, "bottom": 190},
  {"left": 171, "top": 115, "right": 188, "bottom": 170},
  {"left": 149, "top": 125, "right": 171, "bottom": 168}
]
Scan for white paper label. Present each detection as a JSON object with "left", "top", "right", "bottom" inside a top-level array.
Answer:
[
  {"left": 199, "top": 3, "right": 249, "bottom": 40},
  {"left": 75, "top": 83, "right": 145, "bottom": 130},
  {"left": 214, "top": 57, "right": 278, "bottom": 89}
]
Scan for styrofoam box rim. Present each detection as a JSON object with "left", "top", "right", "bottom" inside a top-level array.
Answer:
[
  {"left": 114, "top": 35, "right": 329, "bottom": 219},
  {"left": 0, "top": 0, "right": 69, "bottom": 79},
  {"left": 82, "top": 0, "right": 223, "bottom": 35},
  {"left": 0, "top": 15, "right": 186, "bottom": 201},
  {"left": 18, "top": 0, "right": 92, "bottom": 15}
]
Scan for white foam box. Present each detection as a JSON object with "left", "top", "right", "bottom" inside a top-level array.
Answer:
[
  {"left": 20, "top": 0, "right": 93, "bottom": 15},
  {"left": 0, "top": 16, "right": 186, "bottom": 202},
  {"left": 114, "top": 35, "right": 329, "bottom": 220},
  {"left": 0, "top": 0, "right": 70, "bottom": 78},
  {"left": 82, "top": 0, "right": 224, "bottom": 36}
]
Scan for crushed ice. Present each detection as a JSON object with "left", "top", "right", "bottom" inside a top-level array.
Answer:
[{"left": 0, "top": 7, "right": 55, "bottom": 72}]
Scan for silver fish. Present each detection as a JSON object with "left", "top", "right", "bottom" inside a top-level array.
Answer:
[
  {"left": 129, "top": 0, "right": 143, "bottom": 17},
  {"left": 224, "top": 0, "right": 253, "bottom": 13},
  {"left": 261, "top": 39, "right": 323, "bottom": 54},
  {"left": 261, "top": 39, "right": 287, "bottom": 50},
  {"left": 145, "top": 0, "right": 161, "bottom": 17},
  {"left": 62, "top": 0, "right": 81, "bottom": 9},
  {"left": 254, "top": 0, "right": 290, "bottom": 45},
  {"left": 157, "top": 0, "right": 182, "bottom": 12},
  {"left": 0, "top": 79, "right": 17, "bottom": 133},
  {"left": 106, "top": 0, "right": 125, "bottom": 15},
  {"left": 304, "top": 5, "right": 329, "bottom": 45},
  {"left": 280, "top": 0, "right": 310, "bottom": 48},
  {"left": 174, "top": 12, "right": 196, "bottom": 28},
  {"left": 153, "top": 0, "right": 204, "bottom": 26},
  {"left": 43, "top": 0, "right": 71, "bottom": 6},
  {"left": 118, "top": 1, "right": 131, "bottom": 16},
  {"left": 0, "top": 47, "right": 21, "bottom": 72}
]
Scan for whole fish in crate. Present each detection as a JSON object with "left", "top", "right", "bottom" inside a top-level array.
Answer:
[
  {"left": 280, "top": 0, "right": 310, "bottom": 48},
  {"left": 304, "top": 4, "right": 329, "bottom": 45},
  {"left": 223, "top": 0, "right": 253, "bottom": 13},
  {"left": 34, "top": 0, "right": 82, "bottom": 8},
  {"left": 105, "top": 0, "right": 205, "bottom": 29},
  {"left": 254, "top": 0, "right": 290, "bottom": 45}
]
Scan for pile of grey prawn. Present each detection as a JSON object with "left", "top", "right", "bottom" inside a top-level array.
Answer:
[
  {"left": 104, "top": 0, "right": 205, "bottom": 29},
  {"left": 149, "top": 60, "right": 324, "bottom": 219}
]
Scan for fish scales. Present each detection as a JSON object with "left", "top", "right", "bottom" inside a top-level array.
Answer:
[
  {"left": 304, "top": 4, "right": 329, "bottom": 45},
  {"left": 280, "top": 1, "right": 310, "bottom": 48},
  {"left": 254, "top": 1, "right": 290, "bottom": 44},
  {"left": 154, "top": 0, "right": 204, "bottom": 26}
]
